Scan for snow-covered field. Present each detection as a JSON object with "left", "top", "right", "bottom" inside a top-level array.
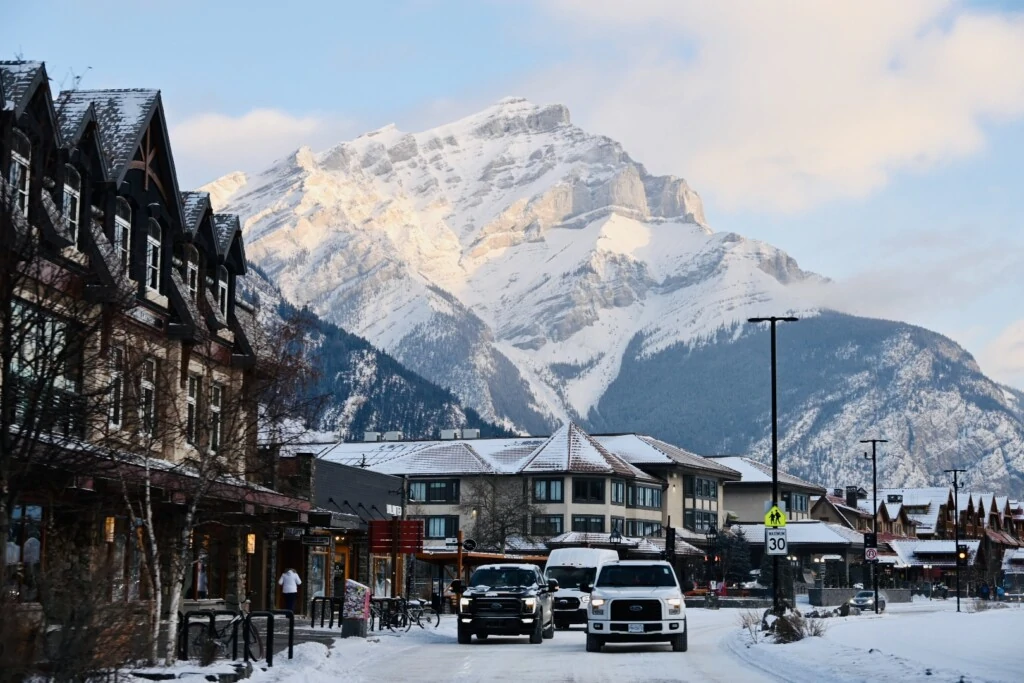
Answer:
[{"left": 234, "top": 598, "right": 1022, "bottom": 683}]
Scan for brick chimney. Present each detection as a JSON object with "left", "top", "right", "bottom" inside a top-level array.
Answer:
[{"left": 845, "top": 486, "right": 859, "bottom": 509}]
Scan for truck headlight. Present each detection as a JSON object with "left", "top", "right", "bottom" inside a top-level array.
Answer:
[
  {"left": 523, "top": 597, "right": 537, "bottom": 613},
  {"left": 667, "top": 598, "right": 682, "bottom": 615},
  {"left": 590, "top": 598, "right": 605, "bottom": 615},
  {"left": 459, "top": 597, "right": 472, "bottom": 610}
]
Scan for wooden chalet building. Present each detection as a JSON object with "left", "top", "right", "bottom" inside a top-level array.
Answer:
[{"left": 0, "top": 60, "right": 311, "bottom": 621}]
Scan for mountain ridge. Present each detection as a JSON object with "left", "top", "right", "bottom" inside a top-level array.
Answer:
[{"left": 207, "top": 98, "right": 1024, "bottom": 495}]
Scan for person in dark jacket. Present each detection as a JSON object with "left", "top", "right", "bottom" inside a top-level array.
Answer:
[{"left": 979, "top": 581, "right": 990, "bottom": 600}]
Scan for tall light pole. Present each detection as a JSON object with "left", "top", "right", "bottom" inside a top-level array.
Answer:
[
  {"left": 944, "top": 467, "right": 966, "bottom": 613},
  {"left": 748, "top": 315, "right": 798, "bottom": 614},
  {"left": 861, "top": 438, "right": 887, "bottom": 615}
]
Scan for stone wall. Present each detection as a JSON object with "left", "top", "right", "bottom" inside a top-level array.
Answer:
[{"left": 808, "top": 588, "right": 912, "bottom": 606}]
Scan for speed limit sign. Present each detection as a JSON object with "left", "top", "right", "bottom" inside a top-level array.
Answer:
[{"left": 765, "top": 528, "right": 788, "bottom": 556}]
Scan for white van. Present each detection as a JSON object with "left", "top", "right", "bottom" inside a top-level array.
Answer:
[{"left": 544, "top": 548, "right": 620, "bottom": 629}]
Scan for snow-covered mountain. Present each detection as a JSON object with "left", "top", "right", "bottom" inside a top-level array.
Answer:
[{"left": 207, "top": 98, "right": 1024, "bottom": 495}]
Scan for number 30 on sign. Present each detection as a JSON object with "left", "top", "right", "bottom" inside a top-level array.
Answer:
[{"left": 765, "top": 528, "right": 788, "bottom": 555}]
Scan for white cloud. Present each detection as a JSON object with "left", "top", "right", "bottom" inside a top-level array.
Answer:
[
  {"left": 980, "top": 321, "right": 1024, "bottom": 389},
  {"left": 526, "top": 0, "right": 1024, "bottom": 211},
  {"left": 169, "top": 109, "right": 354, "bottom": 188}
]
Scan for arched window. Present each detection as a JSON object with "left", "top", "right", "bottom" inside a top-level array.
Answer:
[
  {"left": 63, "top": 165, "right": 81, "bottom": 246},
  {"left": 114, "top": 198, "right": 132, "bottom": 272},
  {"left": 217, "top": 266, "right": 229, "bottom": 316},
  {"left": 145, "top": 219, "right": 162, "bottom": 293},
  {"left": 184, "top": 245, "right": 200, "bottom": 301},
  {"left": 9, "top": 129, "right": 31, "bottom": 217}
]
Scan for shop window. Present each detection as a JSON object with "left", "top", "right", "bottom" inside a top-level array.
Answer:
[{"left": 5, "top": 504, "right": 44, "bottom": 601}]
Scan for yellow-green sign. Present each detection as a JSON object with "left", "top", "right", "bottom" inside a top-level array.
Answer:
[{"left": 764, "top": 505, "right": 787, "bottom": 528}]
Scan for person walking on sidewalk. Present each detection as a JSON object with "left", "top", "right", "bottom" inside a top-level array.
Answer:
[{"left": 279, "top": 568, "right": 302, "bottom": 613}]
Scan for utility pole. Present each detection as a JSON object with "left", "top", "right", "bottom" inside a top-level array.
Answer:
[
  {"left": 861, "top": 438, "right": 887, "bottom": 615},
  {"left": 748, "top": 315, "right": 798, "bottom": 614},
  {"left": 945, "top": 467, "right": 966, "bottom": 613}
]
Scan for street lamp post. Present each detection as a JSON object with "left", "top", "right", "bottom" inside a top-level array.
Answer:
[
  {"left": 748, "top": 315, "right": 798, "bottom": 614},
  {"left": 944, "top": 467, "right": 966, "bottom": 613},
  {"left": 860, "top": 438, "right": 887, "bottom": 615}
]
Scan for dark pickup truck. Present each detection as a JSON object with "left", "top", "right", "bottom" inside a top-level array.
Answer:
[{"left": 453, "top": 563, "right": 558, "bottom": 644}]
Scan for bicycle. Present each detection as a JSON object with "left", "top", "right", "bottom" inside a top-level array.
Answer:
[
  {"left": 183, "top": 594, "right": 264, "bottom": 662},
  {"left": 406, "top": 598, "right": 440, "bottom": 628},
  {"left": 369, "top": 597, "right": 411, "bottom": 632}
]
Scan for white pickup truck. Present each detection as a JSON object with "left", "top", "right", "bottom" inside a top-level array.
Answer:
[{"left": 581, "top": 560, "right": 687, "bottom": 653}]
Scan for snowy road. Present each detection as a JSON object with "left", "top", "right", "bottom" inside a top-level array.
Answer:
[{"left": 239, "top": 599, "right": 1022, "bottom": 683}]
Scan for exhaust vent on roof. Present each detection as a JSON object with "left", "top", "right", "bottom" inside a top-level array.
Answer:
[
  {"left": 887, "top": 494, "right": 903, "bottom": 504},
  {"left": 833, "top": 488, "right": 843, "bottom": 498},
  {"left": 364, "top": 431, "right": 381, "bottom": 442},
  {"left": 440, "top": 429, "right": 461, "bottom": 440},
  {"left": 462, "top": 428, "right": 480, "bottom": 439},
  {"left": 383, "top": 431, "right": 404, "bottom": 441}
]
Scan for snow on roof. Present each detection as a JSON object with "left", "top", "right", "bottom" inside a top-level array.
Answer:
[
  {"left": 0, "top": 61, "right": 43, "bottom": 113},
  {"left": 180, "top": 191, "right": 210, "bottom": 236},
  {"left": 889, "top": 539, "right": 981, "bottom": 568},
  {"left": 1002, "top": 548, "right": 1024, "bottom": 572},
  {"left": 212, "top": 213, "right": 240, "bottom": 256},
  {"left": 710, "top": 456, "right": 825, "bottom": 492},
  {"left": 54, "top": 89, "right": 159, "bottom": 181},
  {"left": 304, "top": 426, "right": 657, "bottom": 480},
  {"left": 732, "top": 521, "right": 853, "bottom": 545},
  {"left": 545, "top": 531, "right": 700, "bottom": 556},
  {"left": 875, "top": 487, "right": 951, "bottom": 534},
  {"left": 595, "top": 434, "right": 741, "bottom": 478}
]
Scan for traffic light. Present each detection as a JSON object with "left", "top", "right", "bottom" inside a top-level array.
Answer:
[
  {"left": 714, "top": 555, "right": 721, "bottom": 564},
  {"left": 665, "top": 527, "right": 676, "bottom": 557},
  {"left": 956, "top": 545, "right": 968, "bottom": 566},
  {"left": 864, "top": 532, "right": 877, "bottom": 549}
]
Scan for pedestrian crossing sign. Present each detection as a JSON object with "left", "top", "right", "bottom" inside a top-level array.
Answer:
[{"left": 764, "top": 505, "right": 787, "bottom": 527}]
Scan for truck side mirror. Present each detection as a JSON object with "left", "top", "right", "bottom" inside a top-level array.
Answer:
[
  {"left": 547, "top": 579, "right": 559, "bottom": 592},
  {"left": 450, "top": 580, "right": 464, "bottom": 594},
  {"left": 580, "top": 582, "right": 593, "bottom": 593}
]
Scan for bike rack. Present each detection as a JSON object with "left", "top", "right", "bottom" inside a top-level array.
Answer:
[
  {"left": 269, "top": 609, "right": 295, "bottom": 660},
  {"left": 209, "top": 609, "right": 242, "bottom": 661},
  {"left": 310, "top": 596, "right": 327, "bottom": 628},
  {"left": 180, "top": 610, "right": 215, "bottom": 660},
  {"left": 327, "top": 597, "right": 344, "bottom": 629},
  {"left": 245, "top": 612, "right": 275, "bottom": 667}
]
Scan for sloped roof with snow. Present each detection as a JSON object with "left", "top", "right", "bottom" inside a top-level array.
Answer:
[
  {"left": 181, "top": 191, "right": 210, "bottom": 236},
  {"left": 301, "top": 424, "right": 659, "bottom": 480},
  {"left": 888, "top": 539, "right": 981, "bottom": 568},
  {"left": 709, "top": 456, "right": 825, "bottom": 493},
  {"left": 874, "top": 487, "right": 951, "bottom": 534},
  {"left": 55, "top": 89, "right": 159, "bottom": 182},
  {"left": 0, "top": 61, "right": 44, "bottom": 114},
  {"left": 212, "top": 213, "right": 240, "bottom": 256},
  {"left": 595, "top": 434, "right": 741, "bottom": 478}
]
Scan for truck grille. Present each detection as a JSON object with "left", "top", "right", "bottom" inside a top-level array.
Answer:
[
  {"left": 472, "top": 598, "right": 522, "bottom": 616},
  {"left": 554, "top": 597, "right": 580, "bottom": 610},
  {"left": 610, "top": 599, "right": 661, "bottom": 621}
]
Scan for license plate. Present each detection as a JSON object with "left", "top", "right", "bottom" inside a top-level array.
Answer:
[{"left": 628, "top": 623, "right": 644, "bottom": 633}]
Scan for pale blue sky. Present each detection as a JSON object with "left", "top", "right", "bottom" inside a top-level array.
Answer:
[{"left": 7, "top": 0, "right": 1024, "bottom": 387}]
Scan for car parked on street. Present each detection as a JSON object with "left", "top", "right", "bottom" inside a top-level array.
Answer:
[
  {"left": 581, "top": 560, "right": 687, "bottom": 653},
  {"left": 452, "top": 564, "right": 557, "bottom": 644},
  {"left": 849, "top": 590, "right": 888, "bottom": 611}
]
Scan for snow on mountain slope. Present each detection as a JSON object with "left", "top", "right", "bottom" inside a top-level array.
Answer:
[
  {"left": 206, "top": 98, "right": 818, "bottom": 422},
  {"left": 206, "top": 98, "right": 1024, "bottom": 494}
]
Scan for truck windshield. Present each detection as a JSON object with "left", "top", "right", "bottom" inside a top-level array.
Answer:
[
  {"left": 469, "top": 568, "right": 537, "bottom": 588},
  {"left": 547, "top": 566, "right": 596, "bottom": 590},
  {"left": 596, "top": 565, "right": 676, "bottom": 588}
]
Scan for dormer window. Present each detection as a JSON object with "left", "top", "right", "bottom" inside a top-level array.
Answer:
[
  {"left": 145, "top": 219, "right": 161, "bottom": 293},
  {"left": 9, "top": 129, "right": 31, "bottom": 217},
  {"left": 216, "top": 266, "right": 229, "bottom": 316},
  {"left": 184, "top": 246, "right": 200, "bottom": 302},
  {"left": 63, "top": 166, "right": 81, "bottom": 247},
  {"left": 114, "top": 199, "right": 132, "bottom": 273}
]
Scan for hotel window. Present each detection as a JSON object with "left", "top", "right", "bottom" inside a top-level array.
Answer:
[
  {"left": 610, "top": 516, "right": 625, "bottom": 534},
  {"left": 686, "top": 476, "right": 717, "bottom": 500},
  {"left": 625, "top": 520, "right": 662, "bottom": 537},
  {"left": 572, "top": 478, "right": 605, "bottom": 504},
  {"left": 571, "top": 515, "right": 604, "bottom": 533},
  {"left": 532, "top": 515, "right": 564, "bottom": 536},
  {"left": 184, "top": 247, "right": 200, "bottom": 301},
  {"left": 209, "top": 383, "right": 222, "bottom": 452},
  {"left": 109, "top": 347, "right": 124, "bottom": 429},
  {"left": 684, "top": 509, "right": 717, "bottom": 532},
  {"left": 9, "top": 129, "right": 30, "bottom": 217},
  {"left": 114, "top": 199, "right": 132, "bottom": 273},
  {"left": 63, "top": 165, "right": 81, "bottom": 246},
  {"left": 217, "top": 266, "right": 229, "bottom": 316},
  {"left": 533, "top": 478, "right": 563, "bottom": 503},
  {"left": 186, "top": 374, "right": 200, "bottom": 445},
  {"left": 416, "top": 516, "right": 458, "bottom": 539},
  {"left": 627, "top": 484, "right": 663, "bottom": 510},
  {"left": 139, "top": 359, "right": 156, "bottom": 437},
  {"left": 611, "top": 479, "right": 625, "bottom": 505},
  {"left": 145, "top": 219, "right": 162, "bottom": 293}
]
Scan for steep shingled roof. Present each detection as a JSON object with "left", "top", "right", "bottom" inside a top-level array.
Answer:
[
  {"left": 520, "top": 423, "right": 658, "bottom": 481},
  {"left": 53, "top": 89, "right": 159, "bottom": 182},
  {"left": 212, "top": 213, "right": 241, "bottom": 256},
  {"left": 181, "top": 191, "right": 210, "bottom": 236},
  {"left": 0, "top": 61, "right": 44, "bottom": 114}
]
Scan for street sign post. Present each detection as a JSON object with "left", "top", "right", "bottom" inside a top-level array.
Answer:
[
  {"left": 764, "top": 505, "right": 787, "bottom": 528},
  {"left": 765, "top": 528, "right": 787, "bottom": 556}
]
